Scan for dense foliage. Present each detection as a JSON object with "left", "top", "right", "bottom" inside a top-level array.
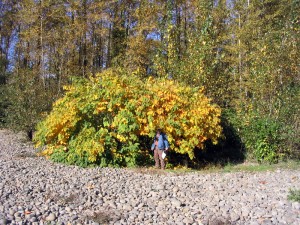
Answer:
[
  {"left": 1, "top": 0, "right": 299, "bottom": 165},
  {"left": 34, "top": 69, "right": 222, "bottom": 167},
  {"left": 4, "top": 70, "right": 56, "bottom": 133}
]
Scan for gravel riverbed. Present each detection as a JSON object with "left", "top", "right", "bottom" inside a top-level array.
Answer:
[{"left": 0, "top": 129, "right": 299, "bottom": 225}]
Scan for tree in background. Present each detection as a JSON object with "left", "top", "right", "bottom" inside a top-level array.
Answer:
[{"left": 224, "top": 0, "right": 300, "bottom": 162}]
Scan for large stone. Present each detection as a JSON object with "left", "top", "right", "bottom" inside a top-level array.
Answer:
[
  {"left": 46, "top": 213, "right": 56, "bottom": 221},
  {"left": 171, "top": 198, "right": 182, "bottom": 208},
  {"left": 123, "top": 204, "right": 133, "bottom": 211},
  {"left": 261, "top": 219, "right": 273, "bottom": 225},
  {"left": 155, "top": 185, "right": 165, "bottom": 191},
  {"left": 230, "top": 212, "right": 240, "bottom": 222},
  {"left": 30, "top": 217, "right": 37, "bottom": 222},
  {"left": 8, "top": 209, "right": 15, "bottom": 216},
  {"left": 182, "top": 217, "right": 194, "bottom": 224},
  {"left": 173, "top": 187, "right": 179, "bottom": 193}
]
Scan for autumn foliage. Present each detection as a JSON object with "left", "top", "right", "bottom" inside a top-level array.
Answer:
[{"left": 34, "top": 69, "right": 222, "bottom": 167}]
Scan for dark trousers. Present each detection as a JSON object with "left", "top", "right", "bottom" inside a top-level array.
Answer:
[{"left": 154, "top": 148, "right": 165, "bottom": 169}]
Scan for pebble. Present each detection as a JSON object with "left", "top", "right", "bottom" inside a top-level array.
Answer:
[
  {"left": 30, "top": 217, "right": 37, "bottom": 222},
  {"left": 230, "top": 212, "right": 240, "bottom": 222},
  {"left": 0, "top": 129, "right": 300, "bottom": 224},
  {"left": 171, "top": 198, "right": 182, "bottom": 208},
  {"left": 45, "top": 213, "right": 56, "bottom": 221},
  {"left": 123, "top": 204, "right": 132, "bottom": 211}
]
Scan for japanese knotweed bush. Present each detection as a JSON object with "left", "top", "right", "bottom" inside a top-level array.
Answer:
[{"left": 34, "top": 69, "right": 222, "bottom": 167}]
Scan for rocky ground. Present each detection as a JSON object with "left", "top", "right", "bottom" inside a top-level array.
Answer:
[{"left": 0, "top": 129, "right": 299, "bottom": 225}]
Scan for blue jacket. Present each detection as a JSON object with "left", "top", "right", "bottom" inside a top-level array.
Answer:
[{"left": 151, "top": 133, "right": 169, "bottom": 150}]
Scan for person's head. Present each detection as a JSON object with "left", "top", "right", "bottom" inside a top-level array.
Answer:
[
  {"left": 155, "top": 128, "right": 162, "bottom": 139},
  {"left": 156, "top": 128, "right": 162, "bottom": 135}
]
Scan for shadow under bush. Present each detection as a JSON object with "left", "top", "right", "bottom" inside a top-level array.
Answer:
[
  {"left": 165, "top": 110, "right": 246, "bottom": 169},
  {"left": 196, "top": 110, "right": 246, "bottom": 167}
]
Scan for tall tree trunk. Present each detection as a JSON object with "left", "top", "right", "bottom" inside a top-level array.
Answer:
[{"left": 40, "top": 0, "right": 45, "bottom": 86}]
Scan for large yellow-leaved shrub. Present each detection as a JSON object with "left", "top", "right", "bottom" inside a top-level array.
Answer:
[{"left": 34, "top": 69, "right": 222, "bottom": 167}]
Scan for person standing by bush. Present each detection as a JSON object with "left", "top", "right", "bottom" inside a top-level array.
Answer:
[{"left": 151, "top": 129, "right": 169, "bottom": 169}]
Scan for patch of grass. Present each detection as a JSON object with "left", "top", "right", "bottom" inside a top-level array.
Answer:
[
  {"left": 288, "top": 189, "right": 300, "bottom": 202},
  {"left": 86, "top": 210, "right": 121, "bottom": 224},
  {"left": 131, "top": 160, "right": 300, "bottom": 175},
  {"left": 15, "top": 152, "right": 37, "bottom": 158},
  {"left": 63, "top": 193, "right": 79, "bottom": 204},
  {"left": 44, "top": 192, "right": 79, "bottom": 205},
  {"left": 208, "top": 217, "right": 231, "bottom": 225},
  {"left": 221, "top": 160, "right": 300, "bottom": 173},
  {"left": 87, "top": 211, "right": 111, "bottom": 224},
  {"left": 222, "top": 162, "right": 269, "bottom": 173},
  {"left": 129, "top": 167, "right": 169, "bottom": 176},
  {"left": 128, "top": 166, "right": 195, "bottom": 176}
]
